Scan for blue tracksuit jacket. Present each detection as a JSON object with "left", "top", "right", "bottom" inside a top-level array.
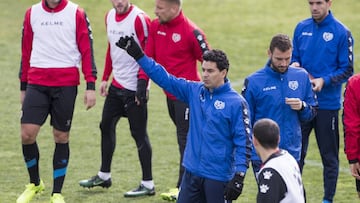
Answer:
[
  {"left": 242, "top": 63, "right": 317, "bottom": 161},
  {"left": 292, "top": 11, "right": 353, "bottom": 110},
  {"left": 137, "top": 55, "right": 252, "bottom": 182}
]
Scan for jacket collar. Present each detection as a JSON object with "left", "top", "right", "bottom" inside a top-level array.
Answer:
[
  {"left": 205, "top": 78, "right": 232, "bottom": 94},
  {"left": 313, "top": 10, "right": 334, "bottom": 27},
  {"left": 163, "top": 10, "right": 185, "bottom": 27}
]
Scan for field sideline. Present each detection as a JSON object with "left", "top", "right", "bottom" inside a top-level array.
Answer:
[{"left": 1, "top": 0, "right": 360, "bottom": 202}]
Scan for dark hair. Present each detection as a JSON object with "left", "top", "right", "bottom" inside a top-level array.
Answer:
[
  {"left": 202, "top": 49, "right": 230, "bottom": 72},
  {"left": 253, "top": 118, "right": 280, "bottom": 149},
  {"left": 269, "top": 33, "right": 292, "bottom": 53}
]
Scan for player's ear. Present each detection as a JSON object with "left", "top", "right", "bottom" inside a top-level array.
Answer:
[
  {"left": 267, "top": 49, "right": 272, "bottom": 58},
  {"left": 252, "top": 134, "right": 258, "bottom": 147}
]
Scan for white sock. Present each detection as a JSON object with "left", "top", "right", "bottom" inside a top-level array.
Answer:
[
  {"left": 141, "top": 180, "right": 154, "bottom": 189},
  {"left": 97, "top": 171, "right": 111, "bottom": 181}
]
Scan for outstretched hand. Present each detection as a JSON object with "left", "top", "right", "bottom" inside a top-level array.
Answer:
[{"left": 115, "top": 36, "right": 144, "bottom": 60}]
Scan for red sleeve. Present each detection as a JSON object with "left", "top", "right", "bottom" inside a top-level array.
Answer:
[
  {"left": 102, "top": 44, "right": 113, "bottom": 82},
  {"left": 135, "top": 13, "right": 151, "bottom": 81},
  {"left": 144, "top": 20, "right": 156, "bottom": 58},
  {"left": 76, "top": 7, "right": 97, "bottom": 89},
  {"left": 19, "top": 8, "right": 33, "bottom": 90},
  {"left": 343, "top": 75, "right": 360, "bottom": 162},
  {"left": 102, "top": 12, "right": 113, "bottom": 82}
]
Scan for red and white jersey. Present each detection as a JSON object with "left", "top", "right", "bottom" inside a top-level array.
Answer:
[
  {"left": 145, "top": 11, "right": 209, "bottom": 100},
  {"left": 19, "top": 0, "right": 97, "bottom": 89},
  {"left": 103, "top": 5, "right": 150, "bottom": 91}
]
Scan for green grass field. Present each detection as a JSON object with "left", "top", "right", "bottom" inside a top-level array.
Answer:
[{"left": 1, "top": 0, "right": 360, "bottom": 202}]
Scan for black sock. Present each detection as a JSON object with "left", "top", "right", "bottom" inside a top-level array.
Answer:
[
  {"left": 52, "top": 142, "right": 69, "bottom": 194},
  {"left": 22, "top": 142, "right": 40, "bottom": 185}
]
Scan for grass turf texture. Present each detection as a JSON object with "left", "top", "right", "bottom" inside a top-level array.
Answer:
[{"left": 1, "top": 0, "right": 360, "bottom": 202}]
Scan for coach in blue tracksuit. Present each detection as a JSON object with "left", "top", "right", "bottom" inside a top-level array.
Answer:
[
  {"left": 115, "top": 36, "right": 252, "bottom": 203},
  {"left": 242, "top": 34, "right": 317, "bottom": 175},
  {"left": 291, "top": 1, "right": 354, "bottom": 202}
]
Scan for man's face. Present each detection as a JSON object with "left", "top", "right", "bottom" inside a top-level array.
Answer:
[
  {"left": 154, "top": 0, "right": 178, "bottom": 24},
  {"left": 308, "top": 0, "right": 331, "bottom": 22},
  {"left": 110, "top": 0, "right": 130, "bottom": 14},
  {"left": 201, "top": 61, "right": 226, "bottom": 90},
  {"left": 268, "top": 48, "right": 292, "bottom": 73}
]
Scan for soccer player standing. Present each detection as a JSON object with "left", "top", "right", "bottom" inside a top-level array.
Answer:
[
  {"left": 78, "top": 0, "right": 155, "bottom": 198},
  {"left": 116, "top": 36, "right": 252, "bottom": 203},
  {"left": 291, "top": 0, "right": 354, "bottom": 202},
  {"left": 145, "top": 0, "right": 209, "bottom": 200},
  {"left": 17, "top": 0, "right": 97, "bottom": 202},
  {"left": 242, "top": 34, "right": 317, "bottom": 177}
]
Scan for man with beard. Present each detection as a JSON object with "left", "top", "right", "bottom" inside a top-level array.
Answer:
[{"left": 241, "top": 34, "right": 317, "bottom": 178}]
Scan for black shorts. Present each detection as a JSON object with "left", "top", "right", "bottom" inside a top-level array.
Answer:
[{"left": 21, "top": 84, "right": 78, "bottom": 132}]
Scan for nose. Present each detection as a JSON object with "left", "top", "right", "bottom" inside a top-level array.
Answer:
[
  {"left": 280, "top": 60, "right": 286, "bottom": 66},
  {"left": 202, "top": 71, "right": 209, "bottom": 78},
  {"left": 310, "top": 3, "right": 318, "bottom": 11}
]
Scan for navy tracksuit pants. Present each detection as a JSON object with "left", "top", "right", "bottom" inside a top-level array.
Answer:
[{"left": 300, "top": 109, "right": 339, "bottom": 202}]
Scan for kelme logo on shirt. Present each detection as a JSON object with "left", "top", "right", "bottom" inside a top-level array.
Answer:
[
  {"left": 323, "top": 32, "right": 334, "bottom": 42},
  {"left": 288, "top": 80, "right": 299, "bottom": 91},
  {"left": 172, "top": 33, "right": 181, "bottom": 43},
  {"left": 214, "top": 100, "right": 225, "bottom": 110}
]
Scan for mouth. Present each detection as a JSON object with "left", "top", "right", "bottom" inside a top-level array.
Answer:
[{"left": 311, "top": 11, "right": 319, "bottom": 16}]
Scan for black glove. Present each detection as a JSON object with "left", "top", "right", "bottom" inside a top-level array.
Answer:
[
  {"left": 136, "top": 79, "right": 147, "bottom": 106},
  {"left": 224, "top": 172, "right": 245, "bottom": 200},
  {"left": 115, "top": 36, "right": 144, "bottom": 60}
]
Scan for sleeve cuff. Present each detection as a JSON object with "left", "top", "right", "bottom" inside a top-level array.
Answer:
[
  {"left": 86, "top": 82, "right": 95, "bottom": 90},
  {"left": 20, "top": 82, "right": 27, "bottom": 91},
  {"left": 349, "top": 159, "right": 358, "bottom": 164}
]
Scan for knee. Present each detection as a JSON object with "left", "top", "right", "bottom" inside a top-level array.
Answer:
[
  {"left": 21, "top": 133, "right": 36, "bottom": 144},
  {"left": 21, "top": 124, "right": 39, "bottom": 144},
  {"left": 53, "top": 129, "right": 69, "bottom": 143}
]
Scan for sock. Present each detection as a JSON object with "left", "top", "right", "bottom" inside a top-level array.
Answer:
[
  {"left": 141, "top": 180, "right": 154, "bottom": 189},
  {"left": 52, "top": 142, "right": 69, "bottom": 194},
  {"left": 22, "top": 142, "right": 40, "bottom": 185},
  {"left": 98, "top": 171, "right": 111, "bottom": 181}
]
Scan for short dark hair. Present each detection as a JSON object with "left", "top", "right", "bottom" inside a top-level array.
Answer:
[
  {"left": 202, "top": 49, "right": 230, "bottom": 72},
  {"left": 253, "top": 118, "right": 280, "bottom": 149},
  {"left": 269, "top": 33, "right": 292, "bottom": 53}
]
